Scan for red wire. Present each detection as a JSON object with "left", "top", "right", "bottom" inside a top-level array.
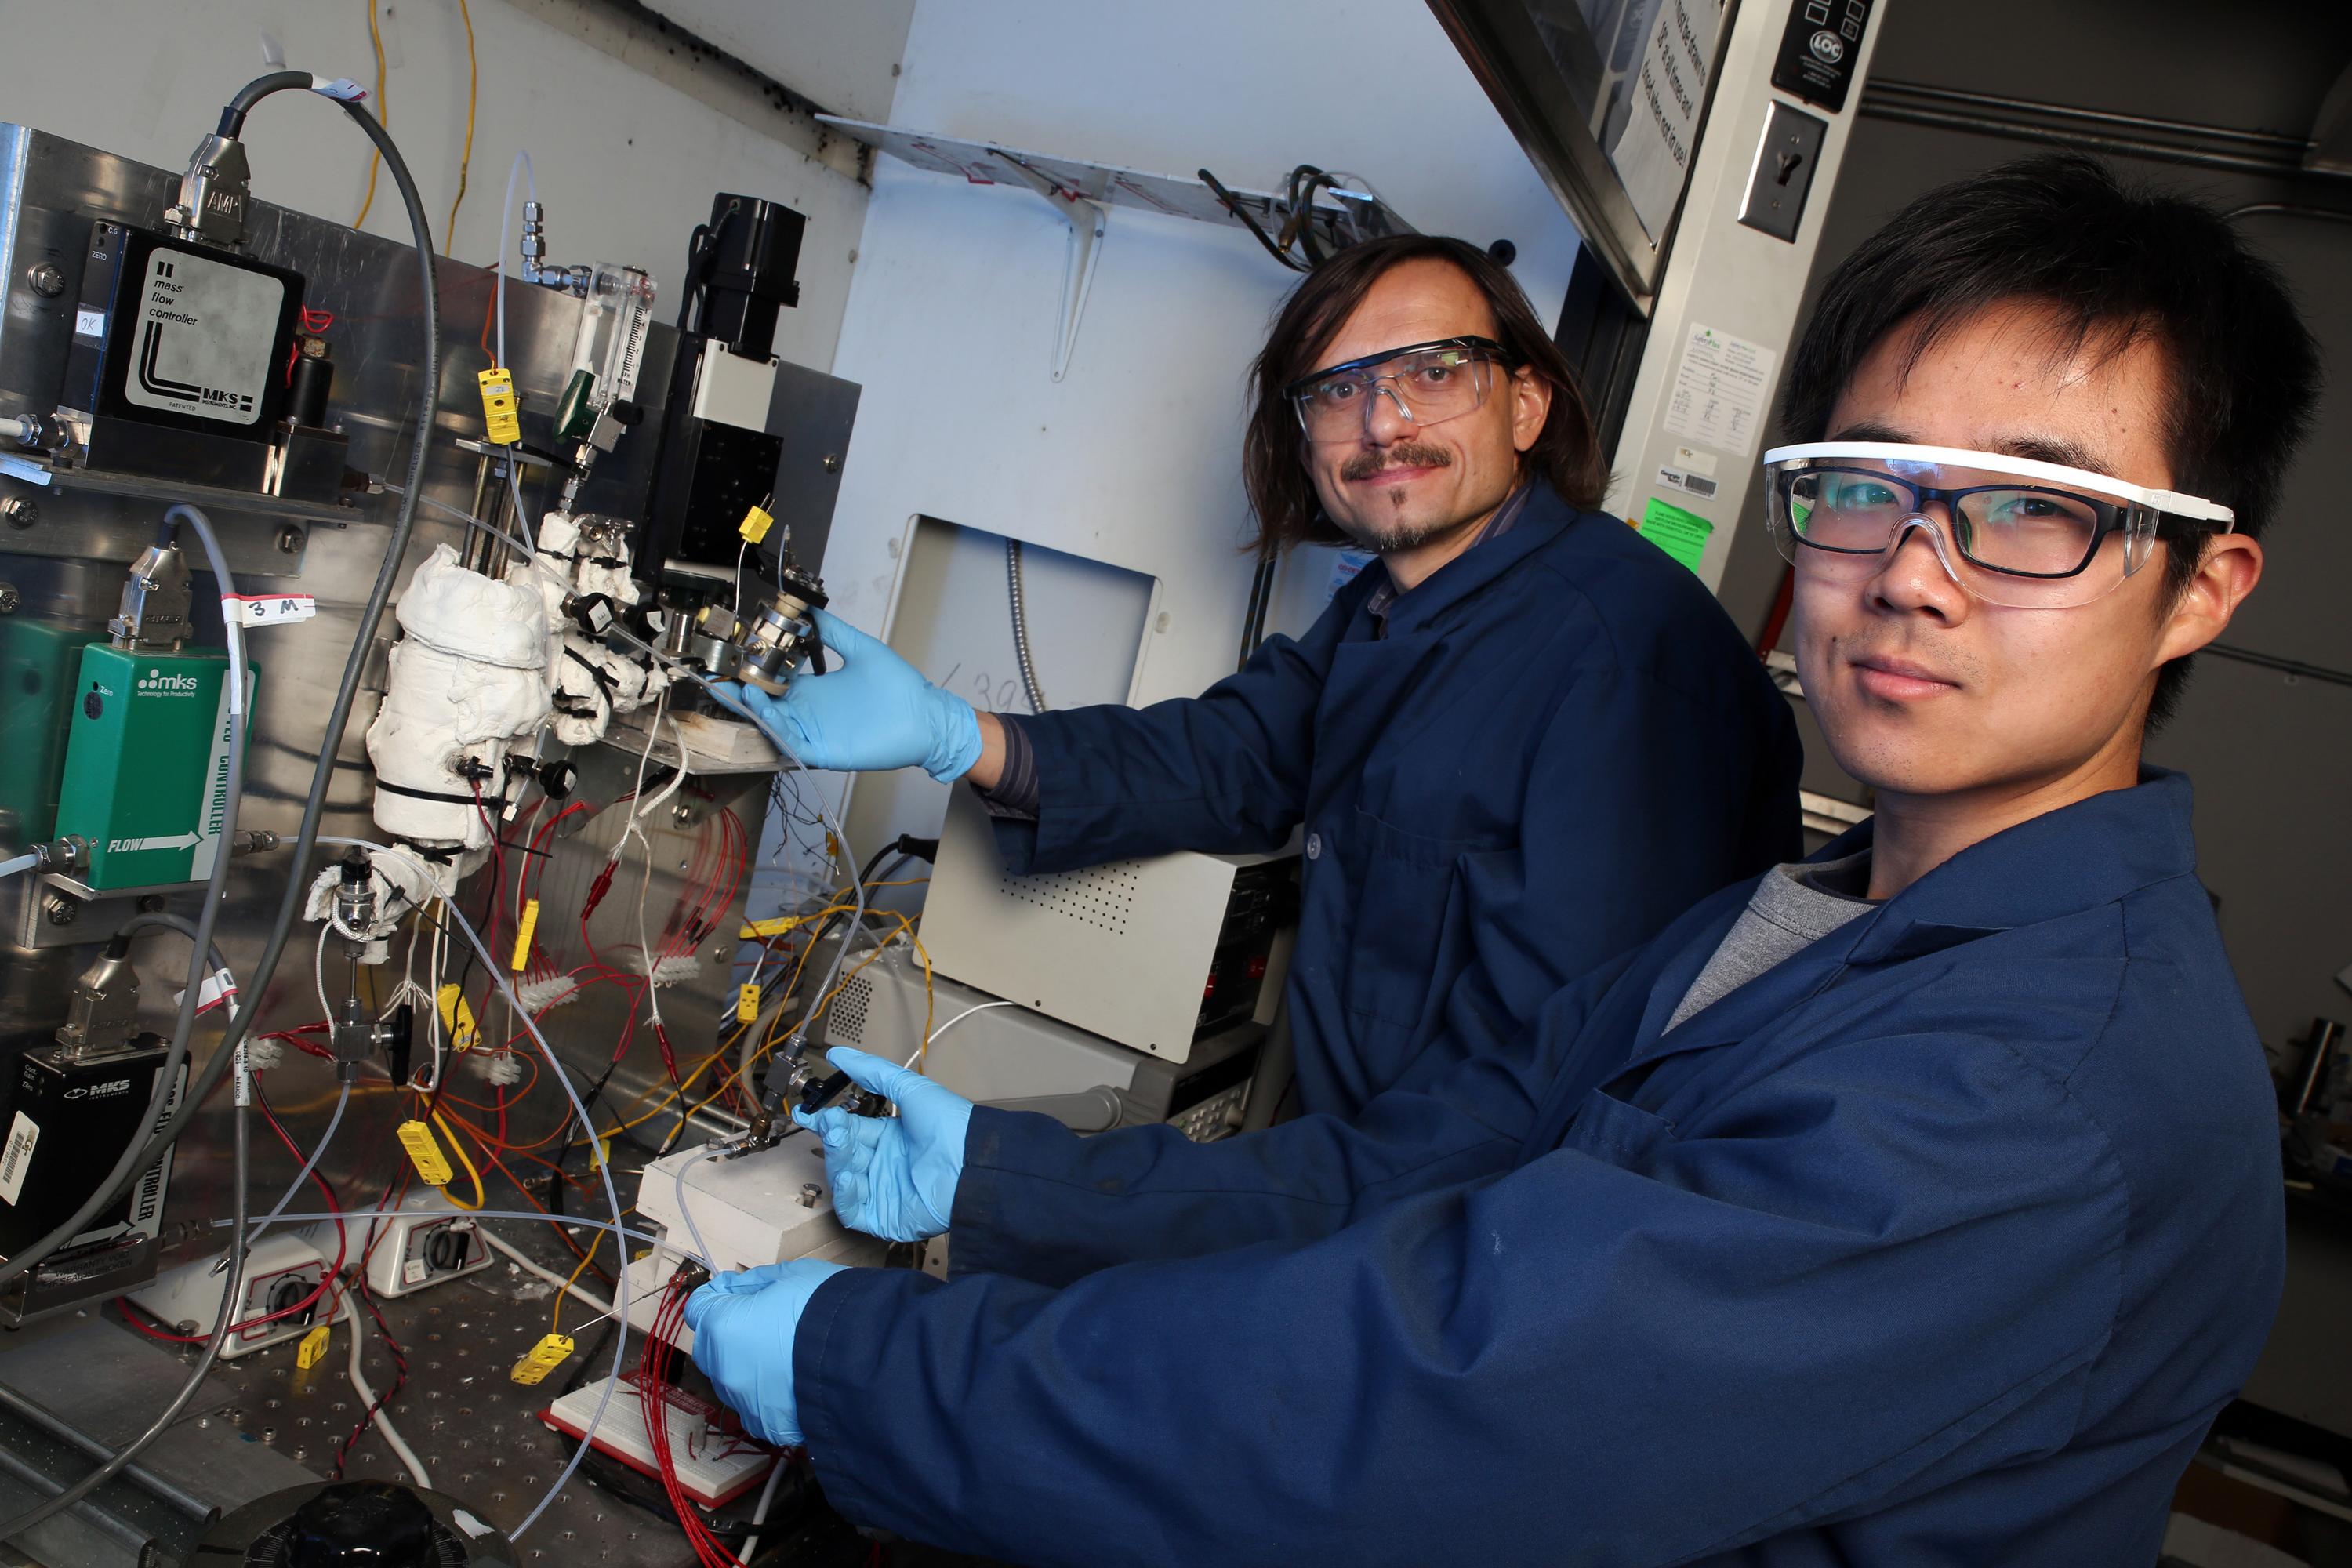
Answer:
[
  {"left": 333, "top": 1276, "right": 410, "bottom": 1478},
  {"left": 639, "top": 1273, "right": 738, "bottom": 1568},
  {"left": 431, "top": 1111, "right": 613, "bottom": 1282},
  {"left": 478, "top": 275, "right": 499, "bottom": 365},
  {"left": 357, "top": 1168, "right": 414, "bottom": 1287},
  {"left": 515, "top": 801, "right": 589, "bottom": 989},
  {"left": 471, "top": 786, "right": 510, "bottom": 1025},
  {"left": 120, "top": 1082, "right": 347, "bottom": 1344}
]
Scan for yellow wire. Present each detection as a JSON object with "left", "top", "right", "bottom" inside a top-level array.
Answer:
[
  {"left": 804, "top": 914, "right": 916, "bottom": 1026},
  {"left": 613, "top": 1038, "right": 755, "bottom": 1135},
  {"left": 445, "top": 0, "right": 477, "bottom": 252},
  {"left": 551, "top": 1229, "right": 601, "bottom": 1333},
  {"left": 657, "top": 914, "right": 924, "bottom": 1131},
  {"left": 430, "top": 1109, "right": 485, "bottom": 1209},
  {"left": 354, "top": 0, "right": 387, "bottom": 229},
  {"left": 739, "top": 877, "right": 928, "bottom": 938},
  {"left": 909, "top": 927, "right": 937, "bottom": 1069},
  {"left": 604, "top": 900, "right": 935, "bottom": 1138}
]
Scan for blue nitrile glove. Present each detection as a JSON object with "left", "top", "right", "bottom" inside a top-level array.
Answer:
[
  {"left": 719, "top": 608, "right": 982, "bottom": 782},
  {"left": 791, "top": 1046, "right": 973, "bottom": 1243},
  {"left": 684, "top": 1258, "right": 849, "bottom": 1446}
]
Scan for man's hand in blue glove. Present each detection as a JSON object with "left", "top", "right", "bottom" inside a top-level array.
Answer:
[
  {"left": 685, "top": 1258, "right": 849, "bottom": 1446},
  {"left": 792, "top": 1047, "right": 973, "bottom": 1243},
  {"left": 717, "top": 608, "right": 982, "bottom": 782}
]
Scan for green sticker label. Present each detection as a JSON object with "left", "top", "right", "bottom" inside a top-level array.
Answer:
[{"left": 1639, "top": 496, "right": 1715, "bottom": 573}]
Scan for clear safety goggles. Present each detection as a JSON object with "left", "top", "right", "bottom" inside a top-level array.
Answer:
[
  {"left": 1286, "top": 336, "right": 1505, "bottom": 445},
  {"left": 1761, "top": 441, "right": 2234, "bottom": 609}
]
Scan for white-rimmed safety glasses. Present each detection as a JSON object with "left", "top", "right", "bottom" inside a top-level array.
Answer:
[
  {"left": 1761, "top": 441, "right": 2235, "bottom": 609},
  {"left": 1286, "top": 336, "right": 1508, "bottom": 445}
]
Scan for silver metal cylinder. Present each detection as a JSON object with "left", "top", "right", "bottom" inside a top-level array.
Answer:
[{"left": 2289, "top": 1018, "right": 2347, "bottom": 1117}]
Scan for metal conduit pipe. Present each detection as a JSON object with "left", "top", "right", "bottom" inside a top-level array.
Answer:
[
  {"left": 1868, "top": 80, "right": 2312, "bottom": 152},
  {"left": 2228, "top": 201, "right": 2352, "bottom": 227},
  {"left": 2201, "top": 641, "right": 2352, "bottom": 690},
  {"left": 1858, "top": 84, "right": 2350, "bottom": 182},
  {"left": 0, "top": 1383, "right": 214, "bottom": 1523},
  {"left": 1006, "top": 539, "right": 1050, "bottom": 713},
  {"left": 1856, "top": 100, "right": 2326, "bottom": 179}
]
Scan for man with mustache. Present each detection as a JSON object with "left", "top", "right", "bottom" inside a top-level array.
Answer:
[
  {"left": 689, "top": 154, "right": 2318, "bottom": 1563},
  {"left": 734, "top": 234, "right": 1801, "bottom": 1118}
]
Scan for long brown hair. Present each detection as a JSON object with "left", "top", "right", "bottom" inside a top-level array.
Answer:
[{"left": 1240, "top": 234, "right": 1605, "bottom": 559}]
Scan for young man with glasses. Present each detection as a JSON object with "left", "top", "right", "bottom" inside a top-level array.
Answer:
[
  {"left": 730, "top": 234, "right": 1802, "bottom": 1118},
  {"left": 686, "top": 154, "right": 2318, "bottom": 1563}
]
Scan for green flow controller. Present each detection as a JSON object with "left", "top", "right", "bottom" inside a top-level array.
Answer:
[
  {"left": 54, "top": 644, "right": 257, "bottom": 891},
  {"left": 0, "top": 615, "right": 86, "bottom": 845}
]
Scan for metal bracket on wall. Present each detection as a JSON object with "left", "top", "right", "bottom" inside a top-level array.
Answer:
[
  {"left": 816, "top": 115, "right": 1405, "bottom": 383},
  {"left": 988, "top": 160, "right": 1111, "bottom": 383}
]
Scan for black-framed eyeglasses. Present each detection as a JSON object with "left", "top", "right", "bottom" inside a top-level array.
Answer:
[
  {"left": 1760, "top": 442, "right": 2234, "bottom": 610},
  {"left": 1285, "top": 336, "right": 1510, "bottom": 445}
]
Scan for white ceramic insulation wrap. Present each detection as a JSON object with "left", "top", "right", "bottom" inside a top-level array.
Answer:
[
  {"left": 532, "top": 511, "right": 667, "bottom": 748},
  {"left": 301, "top": 845, "right": 476, "bottom": 942},
  {"left": 367, "top": 543, "right": 551, "bottom": 849}
]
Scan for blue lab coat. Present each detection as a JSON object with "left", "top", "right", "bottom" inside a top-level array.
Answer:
[
  {"left": 990, "top": 481, "right": 1802, "bottom": 1117},
  {"left": 792, "top": 771, "right": 2285, "bottom": 1565}
]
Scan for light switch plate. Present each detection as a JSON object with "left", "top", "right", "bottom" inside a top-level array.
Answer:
[{"left": 1740, "top": 100, "right": 1830, "bottom": 243}]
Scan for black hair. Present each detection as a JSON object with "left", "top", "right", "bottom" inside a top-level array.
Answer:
[
  {"left": 1242, "top": 234, "right": 1605, "bottom": 558},
  {"left": 1780, "top": 153, "right": 2322, "bottom": 728}
]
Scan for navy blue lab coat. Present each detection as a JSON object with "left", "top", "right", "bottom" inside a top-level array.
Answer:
[
  {"left": 791, "top": 771, "right": 2285, "bottom": 1565},
  {"left": 989, "top": 481, "right": 1802, "bottom": 1117}
]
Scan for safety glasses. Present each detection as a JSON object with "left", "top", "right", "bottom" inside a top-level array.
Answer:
[
  {"left": 1761, "top": 441, "right": 2234, "bottom": 609},
  {"left": 1286, "top": 336, "right": 1507, "bottom": 445}
]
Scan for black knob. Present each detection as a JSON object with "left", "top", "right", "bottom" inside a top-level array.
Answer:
[
  {"left": 569, "top": 593, "right": 615, "bottom": 637},
  {"left": 426, "top": 1225, "right": 470, "bottom": 1273},
  {"left": 285, "top": 1482, "right": 440, "bottom": 1568},
  {"left": 383, "top": 1003, "right": 414, "bottom": 1087},
  {"left": 267, "top": 1273, "right": 313, "bottom": 1321},
  {"left": 608, "top": 397, "right": 644, "bottom": 427}
]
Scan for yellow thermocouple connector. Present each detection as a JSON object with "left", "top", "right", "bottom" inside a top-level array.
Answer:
[
  {"left": 477, "top": 368, "right": 521, "bottom": 444},
  {"left": 296, "top": 1324, "right": 332, "bottom": 1370},
  {"left": 437, "top": 984, "right": 478, "bottom": 1051},
  {"left": 510, "top": 1332, "right": 575, "bottom": 1385},
  {"left": 396, "top": 1120, "right": 454, "bottom": 1186},
  {"left": 510, "top": 898, "right": 541, "bottom": 971},
  {"left": 739, "top": 501, "right": 775, "bottom": 543}
]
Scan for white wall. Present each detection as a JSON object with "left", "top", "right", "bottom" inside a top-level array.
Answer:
[
  {"left": 817, "top": 0, "right": 1584, "bottom": 687},
  {"left": 0, "top": 0, "right": 879, "bottom": 371},
  {"left": 645, "top": 0, "right": 918, "bottom": 123}
]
